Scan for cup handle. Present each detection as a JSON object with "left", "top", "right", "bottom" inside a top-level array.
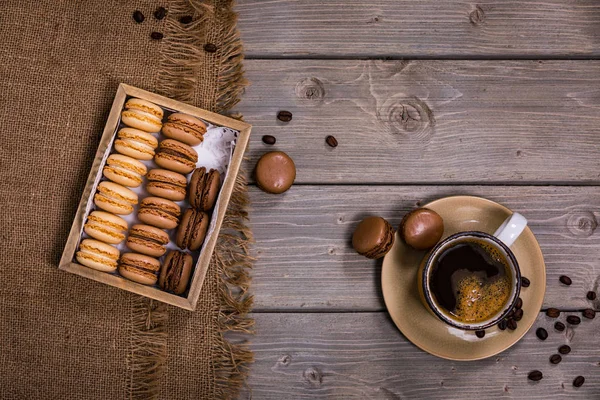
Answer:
[{"left": 493, "top": 212, "right": 527, "bottom": 248}]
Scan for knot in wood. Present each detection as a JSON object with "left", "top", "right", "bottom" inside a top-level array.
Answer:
[
  {"left": 278, "top": 354, "right": 292, "bottom": 366},
  {"left": 470, "top": 5, "right": 485, "bottom": 25},
  {"left": 567, "top": 211, "right": 598, "bottom": 237},
  {"left": 303, "top": 366, "right": 323, "bottom": 387},
  {"left": 377, "top": 95, "right": 434, "bottom": 139},
  {"left": 295, "top": 77, "right": 325, "bottom": 103}
]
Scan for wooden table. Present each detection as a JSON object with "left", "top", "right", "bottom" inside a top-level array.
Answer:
[{"left": 233, "top": 1, "right": 600, "bottom": 398}]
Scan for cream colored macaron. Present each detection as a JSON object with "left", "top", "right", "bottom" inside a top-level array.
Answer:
[
  {"left": 84, "top": 211, "right": 128, "bottom": 244},
  {"left": 94, "top": 181, "right": 138, "bottom": 215},
  {"left": 76, "top": 239, "right": 120, "bottom": 272},
  {"left": 114, "top": 128, "right": 158, "bottom": 160},
  {"left": 102, "top": 154, "right": 147, "bottom": 187},
  {"left": 121, "top": 98, "right": 163, "bottom": 132}
]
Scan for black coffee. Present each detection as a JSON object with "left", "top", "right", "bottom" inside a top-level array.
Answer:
[{"left": 430, "top": 239, "right": 511, "bottom": 323}]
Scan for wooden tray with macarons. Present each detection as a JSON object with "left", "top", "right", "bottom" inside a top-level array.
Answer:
[{"left": 59, "top": 83, "right": 251, "bottom": 310}]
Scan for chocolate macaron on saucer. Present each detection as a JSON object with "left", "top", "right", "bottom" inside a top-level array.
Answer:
[
  {"left": 159, "top": 250, "right": 194, "bottom": 295},
  {"left": 76, "top": 239, "right": 120, "bottom": 273},
  {"left": 94, "top": 181, "right": 138, "bottom": 215},
  {"left": 138, "top": 196, "right": 181, "bottom": 230},
  {"left": 352, "top": 216, "right": 395, "bottom": 259},
  {"left": 102, "top": 154, "right": 148, "bottom": 188},
  {"left": 121, "top": 98, "right": 164, "bottom": 133},
  {"left": 126, "top": 224, "right": 169, "bottom": 257},
  {"left": 176, "top": 208, "right": 209, "bottom": 251},
  {"left": 255, "top": 151, "right": 296, "bottom": 194},
  {"left": 118, "top": 253, "right": 161, "bottom": 286},
  {"left": 146, "top": 168, "right": 187, "bottom": 201},
  {"left": 114, "top": 128, "right": 158, "bottom": 160},
  {"left": 154, "top": 139, "right": 198, "bottom": 174},
  {"left": 84, "top": 211, "right": 128, "bottom": 245},
  {"left": 189, "top": 167, "right": 221, "bottom": 211},
  {"left": 161, "top": 113, "right": 207, "bottom": 146}
]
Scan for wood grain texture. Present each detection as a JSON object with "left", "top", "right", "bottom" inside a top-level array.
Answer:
[
  {"left": 236, "top": 0, "right": 600, "bottom": 58},
  {"left": 238, "top": 60, "right": 600, "bottom": 184},
  {"left": 240, "top": 312, "right": 600, "bottom": 399},
  {"left": 249, "top": 186, "right": 600, "bottom": 311}
]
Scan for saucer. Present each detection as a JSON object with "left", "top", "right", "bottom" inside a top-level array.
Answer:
[{"left": 381, "top": 196, "right": 546, "bottom": 361}]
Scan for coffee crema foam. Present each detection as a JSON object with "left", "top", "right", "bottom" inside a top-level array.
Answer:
[{"left": 454, "top": 274, "right": 511, "bottom": 322}]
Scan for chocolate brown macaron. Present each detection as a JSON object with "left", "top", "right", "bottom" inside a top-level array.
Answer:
[
  {"left": 126, "top": 224, "right": 169, "bottom": 257},
  {"left": 352, "top": 216, "right": 395, "bottom": 259},
  {"left": 255, "top": 151, "right": 296, "bottom": 194},
  {"left": 399, "top": 208, "right": 444, "bottom": 250},
  {"left": 118, "top": 253, "right": 161, "bottom": 286},
  {"left": 138, "top": 196, "right": 181, "bottom": 230},
  {"left": 189, "top": 167, "right": 221, "bottom": 211},
  {"left": 159, "top": 250, "right": 194, "bottom": 295},
  {"left": 176, "top": 208, "right": 209, "bottom": 251},
  {"left": 154, "top": 139, "right": 198, "bottom": 174},
  {"left": 146, "top": 168, "right": 187, "bottom": 201}
]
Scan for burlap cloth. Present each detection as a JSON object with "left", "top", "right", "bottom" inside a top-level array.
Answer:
[{"left": 0, "top": 1, "right": 252, "bottom": 398}]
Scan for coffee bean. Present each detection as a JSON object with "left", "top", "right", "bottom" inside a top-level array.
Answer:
[
  {"left": 566, "top": 315, "right": 581, "bottom": 325},
  {"left": 133, "top": 10, "right": 145, "bottom": 23},
  {"left": 558, "top": 345, "right": 571, "bottom": 355},
  {"left": 475, "top": 330, "right": 485, "bottom": 338},
  {"left": 554, "top": 321, "right": 565, "bottom": 332},
  {"left": 204, "top": 43, "right": 217, "bottom": 53},
  {"left": 559, "top": 275, "right": 572, "bottom": 285},
  {"left": 515, "top": 297, "right": 523, "bottom": 310},
  {"left": 179, "top": 15, "right": 193, "bottom": 24},
  {"left": 498, "top": 319, "right": 507, "bottom": 330},
  {"left": 587, "top": 290, "right": 597, "bottom": 300},
  {"left": 514, "top": 308, "right": 523, "bottom": 321},
  {"left": 150, "top": 32, "right": 164, "bottom": 40},
  {"left": 521, "top": 276, "right": 530, "bottom": 287},
  {"left": 573, "top": 376, "right": 585, "bottom": 388},
  {"left": 546, "top": 308, "right": 560, "bottom": 318},
  {"left": 549, "top": 354, "right": 562, "bottom": 364},
  {"left": 528, "top": 370, "right": 543, "bottom": 381},
  {"left": 536, "top": 327, "right": 548, "bottom": 340},
  {"left": 507, "top": 319, "right": 518, "bottom": 330},
  {"left": 277, "top": 110, "right": 293, "bottom": 122},
  {"left": 262, "top": 135, "right": 276, "bottom": 145},
  {"left": 326, "top": 135, "right": 338, "bottom": 148},
  {"left": 582, "top": 309, "right": 595, "bottom": 319},
  {"left": 154, "top": 6, "right": 167, "bottom": 20}
]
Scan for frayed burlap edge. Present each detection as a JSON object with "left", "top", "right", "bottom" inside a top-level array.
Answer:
[{"left": 127, "top": 0, "right": 254, "bottom": 399}]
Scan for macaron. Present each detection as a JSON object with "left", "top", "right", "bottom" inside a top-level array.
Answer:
[
  {"left": 175, "top": 208, "right": 209, "bottom": 251},
  {"left": 102, "top": 154, "right": 148, "bottom": 187},
  {"left": 83, "top": 211, "right": 128, "bottom": 244},
  {"left": 399, "top": 208, "right": 444, "bottom": 250},
  {"left": 121, "top": 98, "right": 163, "bottom": 132},
  {"left": 126, "top": 224, "right": 169, "bottom": 257},
  {"left": 154, "top": 139, "right": 198, "bottom": 174},
  {"left": 159, "top": 250, "right": 194, "bottom": 295},
  {"left": 114, "top": 128, "right": 158, "bottom": 160},
  {"left": 118, "top": 253, "right": 161, "bottom": 286},
  {"left": 352, "top": 216, "right": 395, "bottom": 259},
  {"left": 161, "top": 113, "right": 207, "bottom": 146},
  {"left": 188, "top": 167, "right": 221, "bottom": 211},
  {"left": 76, "top": 239, "right": 120, "bottom": 272},
  {"left": 94, "top": 181, "right": 138, "bottom": 215},
  {"left": 146, "top": 168, "right": 187, "bottom": 201},
  {"left": 138, "top": 196, "right": 181, "bottom": 229},
  {"left": 255, "top": 151, "right": 296, "bottom": 194}
]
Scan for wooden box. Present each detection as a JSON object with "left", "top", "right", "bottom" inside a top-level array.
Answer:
[{"left": 59, "top": 84, "right": 252, "bottom": 310}]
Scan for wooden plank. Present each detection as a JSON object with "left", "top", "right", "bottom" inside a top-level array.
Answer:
[
  {"left": 236, "top": 0, "right": 600, "bottom": 58},
  {"left": 238, "top": 60, "right": 600, "bottom": 184},
  {"left": 249, "top": 186, "right": 600, "bottom": 311},
  {"left": 241, "top": 312, "right": 600, "bottom": 399}
]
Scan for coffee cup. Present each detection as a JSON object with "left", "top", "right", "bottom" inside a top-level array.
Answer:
[{"left": 417, "top": 213, "right": 527, "bottom": 330}]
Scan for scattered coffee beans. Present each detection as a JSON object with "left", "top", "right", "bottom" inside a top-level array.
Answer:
[
  {"left": 262, "top": 135, "right": 276, "bottom": 145},
  {"left": 554, "top": 321, "right": 565, "bottom": 332},
  {"left": 475, "top": 330, "right": 485, "bottom": 338},
  {"left": 573, "top": 376, "right": 585, "bottom": 388},
  {"left": 521, "top": 276, "right": 531, "bottom": 287},
  {"left": 515, "top": 297, "right": 523, "bottom": 310},
  {"left": 528, "top": 370, "right": 543, "bottom": 381},
  {"left": 498, "top": 319, "right": 507, "bottom": 330},
  {"left": 566, "top": 315, "right": 581, "bottom": 325},
  {"left": 204, "top": 43, "right": 217, "bottom": 53},
  {"left": 133, "top": 10, "right": 145, "bottom": 23},
  {"left": 582, "top": 309, "right": 595, "bottom": 319},
  {"left": 277, "top": 110, "right": 293, "bottom": 122},
  {"left": 546, "top": 308, "right": 560, "bottom": 318},
  {"left": 549, "top": 354, "right": 562, "bottom": 364},
  {"left": 559, "top": 275, "right": 572, "bottom": 286},
  {"left": 587, "top": 290, "right": 597, "bottom": 300},
  {"left": 150, "top": 32, "right": 164, "bottom": 40},
  {"left": 558, "top": 345, "right": 571, "bottom": 355},
  {"left": 507, "top": 319, "right": 518, "bottom": 330},
  {"left": 536, "top": 327, "right": 548, "bottom": 340},
  {"left": 154, "top": 6, "right": 167, "bottom": 20},
  {"left": 326, "top": 135, "right": 338, "bottom": 148},
  {"left": 180, "top": 15, "right": 193, "bottom": 24},
  {"left": 514, "top": 308, "right": 524, "bottom": 321}
]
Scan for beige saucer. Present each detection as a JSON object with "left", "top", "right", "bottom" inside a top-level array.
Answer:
[{"left": 382, "top": 196, "right": 546, "bottom": 361}]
